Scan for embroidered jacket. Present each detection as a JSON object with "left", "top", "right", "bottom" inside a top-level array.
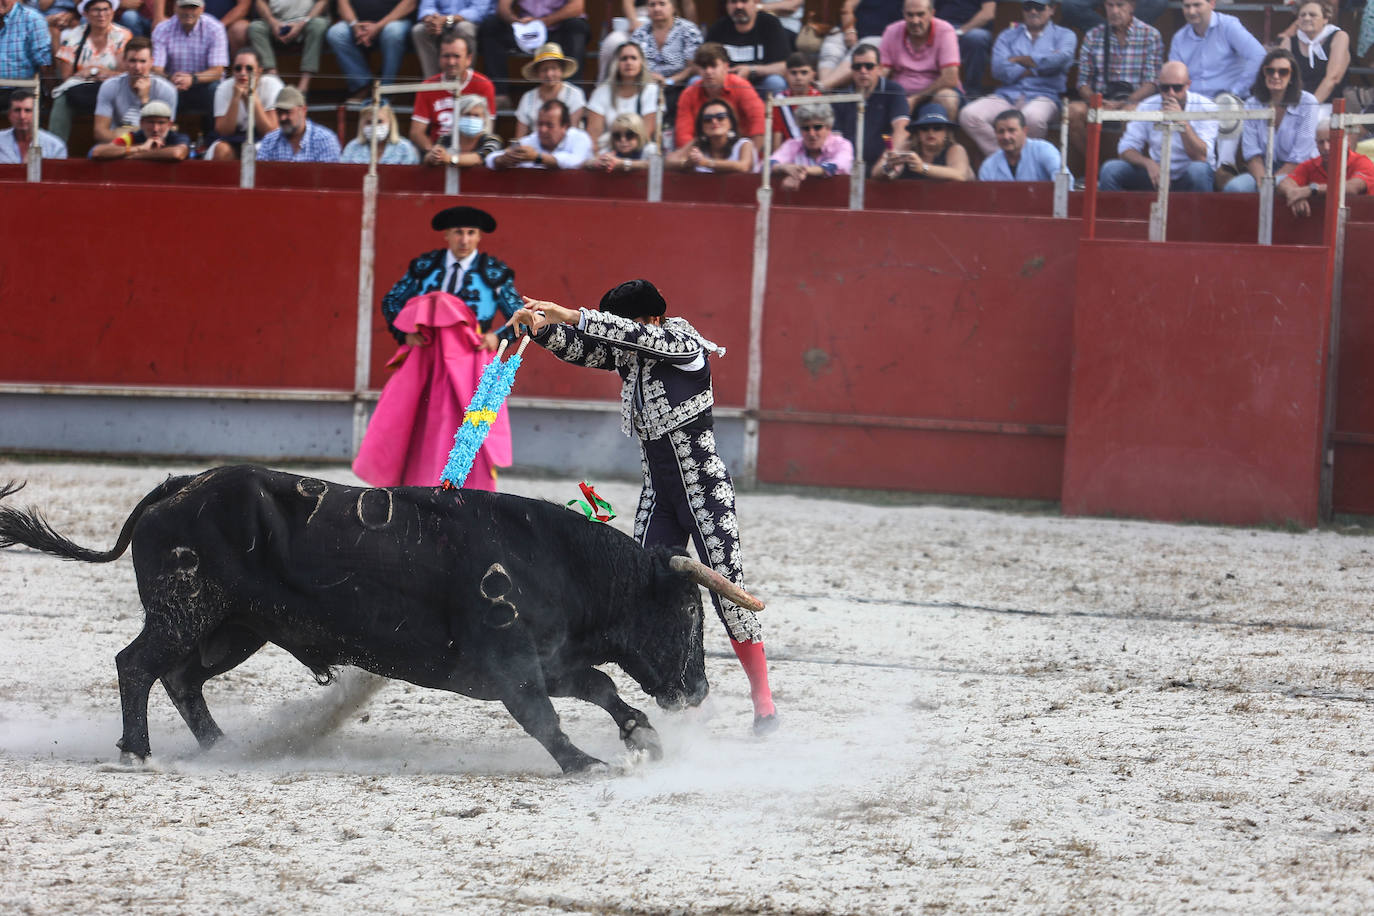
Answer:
[
  {"left": 381, "top": 249, "right": 522, "bottom": 345},
  {"left": 535, "top": 308, "right": 726, "bottom": 441}
]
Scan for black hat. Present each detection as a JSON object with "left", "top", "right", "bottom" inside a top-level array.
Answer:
[
  {"left": 599, "top": 279, "right": 667, "bottom": 320},
  {"left": 431, "top": 205, "right": 497, "bottom": 233}
]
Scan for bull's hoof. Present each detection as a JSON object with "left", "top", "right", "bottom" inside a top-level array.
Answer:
[
  {"left": 621, "top": 720, "right": 663, "bottom": 761},
  {"left": 560, "top": 753, "right": 608, "bottom": 776},
  {"left": 752, "top": 713, "right": 779, "bottom": 737},
  {"left": 97, "top": 752, "right": 158, "bottom": 773}
]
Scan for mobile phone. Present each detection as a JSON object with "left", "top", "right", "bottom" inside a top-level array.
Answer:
[{"left": 279, "top": 23, "right": 292, "bottom": 35}]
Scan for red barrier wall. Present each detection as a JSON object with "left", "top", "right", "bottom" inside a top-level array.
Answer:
[
  {"left": 0, "top": 183, "right": 361, "bottom": 389},
  {"left": 755, "top": 209, "right": 1079, "bottom": 498},
  {"left": 1332, "top": 221, "right": 1374, "bottom": 514},
  {"left": 1062, "top": 240, "right": 1333, "bottom": 527},
  {"left": 368, "top": 194, "right": 756, "bottom": 406}
]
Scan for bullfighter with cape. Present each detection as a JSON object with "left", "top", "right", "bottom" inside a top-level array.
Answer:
[{"left": 511, "top": 280, "right": 778, "bottom": 735}]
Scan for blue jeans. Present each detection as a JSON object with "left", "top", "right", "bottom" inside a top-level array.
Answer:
[
  {"left": 1223, "top": 172, "right": 1268, "bottom": 192},
  {"left": 326, "top": 19, "right": 411, "bottom": 92},
  {"left": 954, "top": 26, "right": 991, "bottom": 95},
  {"left": 1100, "top": 158, "right": 1215, "bottom": 191},
  {"left": 118, "top": 9, "right": 150, "bottom": 35},
  {"left": 1061, "top": 0, "right": 1167, "bottom": 30}
]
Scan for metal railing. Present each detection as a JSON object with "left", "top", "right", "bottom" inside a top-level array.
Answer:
[{"left": 1083, "top": 93, "right": 1279, "bottom": 243}]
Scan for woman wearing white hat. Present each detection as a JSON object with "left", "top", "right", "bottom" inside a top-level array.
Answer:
[
  {"left": 48, "top": 0, "right": 134, "bottom": 141},
  {"left": 513, "top": 42, "right": 586, "bottom": 139}
]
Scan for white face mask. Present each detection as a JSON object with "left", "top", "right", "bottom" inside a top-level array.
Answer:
[
  {"left": 457, "top": 116, "right": 485, "bottom": 137},
  {"left": 363, "top": 123, "right": 388, "bottom": 141}
]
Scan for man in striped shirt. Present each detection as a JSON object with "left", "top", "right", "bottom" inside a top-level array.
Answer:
[{"left": 0, "top": 0, "right": 51, "bottom": 109}]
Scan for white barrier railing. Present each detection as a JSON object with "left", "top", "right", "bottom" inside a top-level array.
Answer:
[
  {"left": 1, "top": 77, "right": 43, "bottom": 182},
  {"left": 1089, "top": 104, "right": 1278, "bottom": 243}
]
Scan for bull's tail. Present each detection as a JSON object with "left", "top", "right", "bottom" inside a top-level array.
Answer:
[{"left": 0, "top": 474, "right": 197, "bottom": 563}]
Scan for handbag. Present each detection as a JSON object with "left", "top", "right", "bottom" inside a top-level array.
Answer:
[{"left": 1100, "top": 29, "right": 1134, "bottom": 102}]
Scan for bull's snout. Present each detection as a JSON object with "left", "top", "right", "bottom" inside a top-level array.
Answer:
[{"left": 656, "top": 678, "right": 709, "bottom": 711}]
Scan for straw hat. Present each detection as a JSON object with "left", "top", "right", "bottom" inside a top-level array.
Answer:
[{"left": 521, "top": 43, "right": 578, "bottom": 82}]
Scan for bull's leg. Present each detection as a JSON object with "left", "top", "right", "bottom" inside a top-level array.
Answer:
[
  {"left": 547, "top": 667, "right": 662, "bottom": 761},
  {"left": 115, "top": 623, "right": 202, "bottom": 762},
  {"left": 160, "top": 624, "right": 267, "bottom": 750},
  {"left": 499, "top": 685, "right": 605, "bottom": 775}
]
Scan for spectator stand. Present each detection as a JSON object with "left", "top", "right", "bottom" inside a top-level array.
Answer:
[
  {"left": 1, "top": 77, "right": 43, "bottom": 182},
  {"left": 1080, "top": 92, "right": 1279, "bottom": 243}
]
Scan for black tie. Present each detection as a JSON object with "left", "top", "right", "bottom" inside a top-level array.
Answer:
[{"left": 446, "top": 263, "right": 460, "bottom": 295}]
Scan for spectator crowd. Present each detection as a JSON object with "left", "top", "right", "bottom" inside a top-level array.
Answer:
[{"left": 1, "top": 0, "right": 1372, "bottom": 199}]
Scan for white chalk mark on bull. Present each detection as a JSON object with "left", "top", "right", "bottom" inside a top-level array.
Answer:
[
  {"left": 356, "top": 489, "right": 394, "bottom": 530},
  {"left": 480, "top": 562, "right": 518, "bottom": 629},
  {"left": 296, "top": 478, "right": 329, "bottom": 526}
]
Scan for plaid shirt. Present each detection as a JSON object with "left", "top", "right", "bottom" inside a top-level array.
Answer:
[
  {"left": 0, "top": 2, "right": 51, "bottom": 79},
  {"left": 256, "top": 119, "right": 342, "bottom": 162},
  {"left": 151, "top": 13, "right": 228, "bottom": 75},
  {"left": 1077, "top": 18, "right": 1164, "bottom": 96}
]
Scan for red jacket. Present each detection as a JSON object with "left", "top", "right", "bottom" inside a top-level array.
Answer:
[{"left": 675, "top": 74, "right": 766, "bottom": 144}]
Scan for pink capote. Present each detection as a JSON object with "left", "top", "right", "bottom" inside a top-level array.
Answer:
[{"left": 352, "top": 292, "right": 512, "bottom": 490}]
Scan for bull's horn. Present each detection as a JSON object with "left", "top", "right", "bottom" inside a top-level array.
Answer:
[{"left": 668, "top": 556, "right": 765, "bottom": 612}]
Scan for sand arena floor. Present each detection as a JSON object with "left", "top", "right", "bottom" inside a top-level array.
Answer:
[{"left": 1, "top": 458, "right": 1373, "bottom": 914}]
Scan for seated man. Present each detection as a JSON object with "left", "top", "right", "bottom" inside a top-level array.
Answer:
[
  {"left": 1061, "top": 0, "right": 1164, "bottom": 33},
  {"left": 934, "top": 0, "right": 993, "bottom": 95},
  {"left": 1067, "top": 0, "right": 1162, "bottom": 170},
  {"left": 1278, "top": 122, "right": 1374, "bottom": 218},
  {"left": 89, "top": 99, "right": 191, "bottom": 159},
  {"left": 408, "top": 32, "right": 497, "bottom": 166},
  {"left": 478, "top": 0, "right": 590, "bottom": 104},
  {"left": 0, "top": 89, "right": 68, "bottom": 163},
  {"left": 245, "top": 0, "right": 331, "bottom": 92},
  {"left": 485, "top": 98, "right": 591, "bottom": 168},
  {"left": 769, "top": 101, "right": 854, "bottom": 189},
  {"left": 326, "top": 0, "right": 418, "bottom": 97},
  {"left": 94, "top": 36, "right": 179, "bottom": 142},
  {"left": 958, "top": 0, "right": 1076, "bottom": 157},
  {"left": 411, "top": 0, "right": 488, "bottom": 78},
  {"left": 977, "top": 107, "right": 1060, "bottom": 180},
  {"left": 830, "top": 43, "right": 910, "bottom": 174},
  {"left": 878, "top": 0, "right": 961, "bottom": 119},
  {"left": 771, "top": 51, "right": 821, "bottom": 147},
  {"left": 254, "top": 85, "right": 343, "bottom": 160},
  {"left": 0, "top": 0, "right": 53, "bottom": 108},
  {"left": 1167, "top": 0, "right": 1264, "bottom": 101},
  {"left": 151, "top": 0, "right": 229, "bottom": 122},
  {"left": 675, "top": 42, "right": 766, "bottom": 148},
  {"left": 1098, "top": 61, "right": 1216, "bottom": 191},
  {"left": 704, "top": 0, "right": 793, "bottom": 98}
]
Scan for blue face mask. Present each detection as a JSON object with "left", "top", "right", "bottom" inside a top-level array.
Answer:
[{"left": 457, "top": 116, "right": 485, "bottom": 137}]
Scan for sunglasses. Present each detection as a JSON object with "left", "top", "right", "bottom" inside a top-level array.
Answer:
[
  {"left": 1264, "top": 66, "right": 1291, "bottom": 77},
  {"left": 233, "top": 63, "right": 256, "bottom": 72},
  {"left": 702, "top": 110, "right": 731, "bottom": 122},
  {"left": 852, "top": 61, "right": 878, "bottom": 71},
  {"left": 800, "top": 123, "right": 827, "bottom": 132},
  {"left": 611, "top": 130, "right": 638, "bottom": 141},
  {"left": 1158, "top": 82, "right": 1186, "bottom": 93}
]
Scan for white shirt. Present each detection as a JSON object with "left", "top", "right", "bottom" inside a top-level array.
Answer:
[
  {"left": 486, "top": 128, "right": 594, "bottom": 169},
  {"left": 1118, "top": 92, "right": 1219, "bottom": 179},
  {"left": 443, "top": 249, "right": 479, "bottom": 295},
  {"left": 0, "top": 128, "right": 68, "bottom": 163},
  {"left": 213, "top": 74, "right": 284, "bottom": 133}
]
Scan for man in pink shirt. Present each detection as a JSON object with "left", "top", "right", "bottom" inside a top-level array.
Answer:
[{"left": 879, "top": 0, "right": 963, "bottom": 119}]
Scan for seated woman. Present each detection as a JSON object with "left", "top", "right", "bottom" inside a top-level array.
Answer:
[
  {"left": 873, "top": 102, "right": 973, "bottom": 181},
  {"left": 1224, "top": 49, "right": 1319, "bottom": 193},
  {"left": 418, "top": 94, "right": 506, "bottom": 167},
  {"left": 341, "top": 102, "right": 421, "bottom": 164},
  {"left": 666, "top": 98, "right": 756, "bottom": 173},
  {"left": 514, "top": 43, "right": 587, "bottom": 139},
  {"left": 586, "top": 40, "right": 660, "bottom": 150},
  {"left": 768, "top": 101, "right": 854, "bottom": 191},
  {"left": 207, "top": 48, "right": 283, "bottom": 161},
  {"left": 586, "top": 111, "right": 658, "bottom": 171},
  {"left": 1283, "top": 0, "right": 1349, "bottom": 112},
  {"left": 48, "top": 0, "right": 134, "bottom": 142}
]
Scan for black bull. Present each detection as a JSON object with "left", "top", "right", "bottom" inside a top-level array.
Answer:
[{"left": 0, "top": 466, "right": 764, "bottom": 773}]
